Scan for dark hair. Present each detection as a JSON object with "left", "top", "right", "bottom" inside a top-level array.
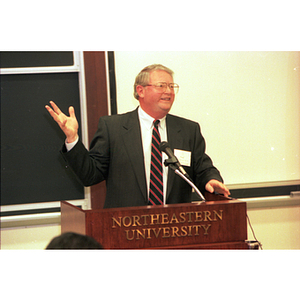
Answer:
[{"left": 45, "top": 232, "right": 103, "bottom": 249}]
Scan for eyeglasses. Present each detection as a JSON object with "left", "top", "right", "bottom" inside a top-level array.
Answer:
[{"left": 145, "top": 82, "right": 179, "bottom": 94}]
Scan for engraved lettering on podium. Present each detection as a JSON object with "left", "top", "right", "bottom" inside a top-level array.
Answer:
[{"left": 112, "top": 210, "right": 223, "bottom": 241}]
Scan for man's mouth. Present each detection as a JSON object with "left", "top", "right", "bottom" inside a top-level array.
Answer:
[{"left": 160, "top": 97, "right": 171, "bottom": 101}]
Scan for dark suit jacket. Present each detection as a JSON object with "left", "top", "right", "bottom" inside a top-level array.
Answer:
[{"left": 61, "top": 108, "right": 223, "bottom": 208}]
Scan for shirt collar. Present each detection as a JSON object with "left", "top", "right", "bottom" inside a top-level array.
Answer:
[{"left": 138, "top": 106, "right": 166, "bottom": 130}]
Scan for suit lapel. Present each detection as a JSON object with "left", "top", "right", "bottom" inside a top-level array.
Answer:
[
  {"left": 166, "top": 114, "right": 182, "bottom": 201},
  {"left": 121, "top": 109, "right": 148, "bottom": 202}
]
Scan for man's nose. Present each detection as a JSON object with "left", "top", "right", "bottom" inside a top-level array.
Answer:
[{"left": 165, "top": 84, "right": 173, "bottom": 93}]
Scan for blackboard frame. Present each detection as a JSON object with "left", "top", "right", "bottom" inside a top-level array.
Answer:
[{"left": 0, "top": 51, "right": 90, "bottom": 217}]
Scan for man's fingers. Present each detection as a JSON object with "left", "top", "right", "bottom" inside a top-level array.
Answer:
[
  {"left": 69, "top": 106, "right": 76, "bottom": 119},
  {"left": 45, "top": 105, "right": 58, "bottom": 121},
  {"left": 49, "top": 101, "right": 63, "bottom": 115},
  {"left": 205, "top": 179, "right": 231, "bottom": 197},
  {"left": 45, "top": 102, "right": 67, "bottom": 126},
  {"left": 206, "top": 183, "right": 214, "bottom": 194}
]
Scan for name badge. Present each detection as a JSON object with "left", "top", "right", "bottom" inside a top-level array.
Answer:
[{"left": 174, "top": 149, "right": 191, "bottom": 167}]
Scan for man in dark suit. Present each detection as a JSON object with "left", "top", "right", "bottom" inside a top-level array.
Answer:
[{"left": 46, "top": 64, "right": 230, "bottom": 208}]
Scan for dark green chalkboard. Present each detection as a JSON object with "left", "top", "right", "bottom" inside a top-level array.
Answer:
[{"left": 1, "top": 72, "right": 84, "bottom": 207}]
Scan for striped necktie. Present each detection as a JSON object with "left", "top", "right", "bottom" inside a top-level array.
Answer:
[{"left": 149, "top": 120, "right": 163, "bottom": 205}]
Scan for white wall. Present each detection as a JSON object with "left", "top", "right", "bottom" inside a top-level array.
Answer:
[
  {"left": 1, "top": 223, "right": 60, "bottom": 250},
  {"left": 247, "top": 205, "right": 300, "bottom": 249}
]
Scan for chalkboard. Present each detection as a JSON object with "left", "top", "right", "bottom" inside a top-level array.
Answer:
[
  {"left": 1, "top": 72, "right": 84, "bottom": 207},
  {"left": 0, "top": 51, "right": 74, "bottom": 68}
]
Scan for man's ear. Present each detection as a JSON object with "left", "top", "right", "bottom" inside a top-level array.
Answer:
[{"left": 136, "top": 85, "right": 145, "bottom": 99}]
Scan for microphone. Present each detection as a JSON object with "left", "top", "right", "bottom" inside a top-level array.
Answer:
[{"left": 159, "top": 141, "right": 188, "bottom": 176}]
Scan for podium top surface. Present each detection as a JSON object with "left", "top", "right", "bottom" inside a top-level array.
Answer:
[{"left": 63, "top": 198, "right": 244, "bottom": 214}]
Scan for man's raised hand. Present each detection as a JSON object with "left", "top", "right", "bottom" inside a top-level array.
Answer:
[{"left": 45, "top": 101, "right": 79, "bottom": 143}]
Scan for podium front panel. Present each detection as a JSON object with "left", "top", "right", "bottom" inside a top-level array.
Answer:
[{"left": 82, "top": 200, "right": 247, "bottom": 249}]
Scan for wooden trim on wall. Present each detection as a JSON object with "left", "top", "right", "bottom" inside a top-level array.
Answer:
[{"left": 83, "top": 51, "right": 108, "bottom": 209}]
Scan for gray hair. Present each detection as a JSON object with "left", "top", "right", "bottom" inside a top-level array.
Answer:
[{"left": 133, "top": 64, "right": 174, "bottom": 100}]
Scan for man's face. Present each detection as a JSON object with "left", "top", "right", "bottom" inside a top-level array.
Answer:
[{"left": 137, "top": 70, "right": 175, "bottom": 119}]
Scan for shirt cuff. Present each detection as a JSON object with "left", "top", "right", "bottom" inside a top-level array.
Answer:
[{"left": 65, "top": 136, "right": 79, "bottom": 151}]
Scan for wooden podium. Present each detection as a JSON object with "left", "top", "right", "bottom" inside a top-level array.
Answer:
[{"left": 61, "top": 194, "right": 249, "bottom": 249}]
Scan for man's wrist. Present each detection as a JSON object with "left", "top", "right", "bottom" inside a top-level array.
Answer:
[
  {"left": 65, "top": 136, "right": 79, "bottom": 151},
  {"left": 66, "top": 134, "right": 79, "bottom": 144}
]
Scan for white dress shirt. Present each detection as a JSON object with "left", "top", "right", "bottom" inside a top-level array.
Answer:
[{"left": 138, "top": 106, "right": 168, "bottom": 204}]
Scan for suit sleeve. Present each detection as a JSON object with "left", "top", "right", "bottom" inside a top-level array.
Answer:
[
  {"left": 60, "top": 118, "right": 110, "bottom": 186},
  {"left": 192, "top": 123, "right": 224, "bottom": 195}
]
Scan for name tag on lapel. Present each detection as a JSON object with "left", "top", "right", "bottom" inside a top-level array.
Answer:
[{"left": 174, "top": 149, "right": 191, "bottom": 167}]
